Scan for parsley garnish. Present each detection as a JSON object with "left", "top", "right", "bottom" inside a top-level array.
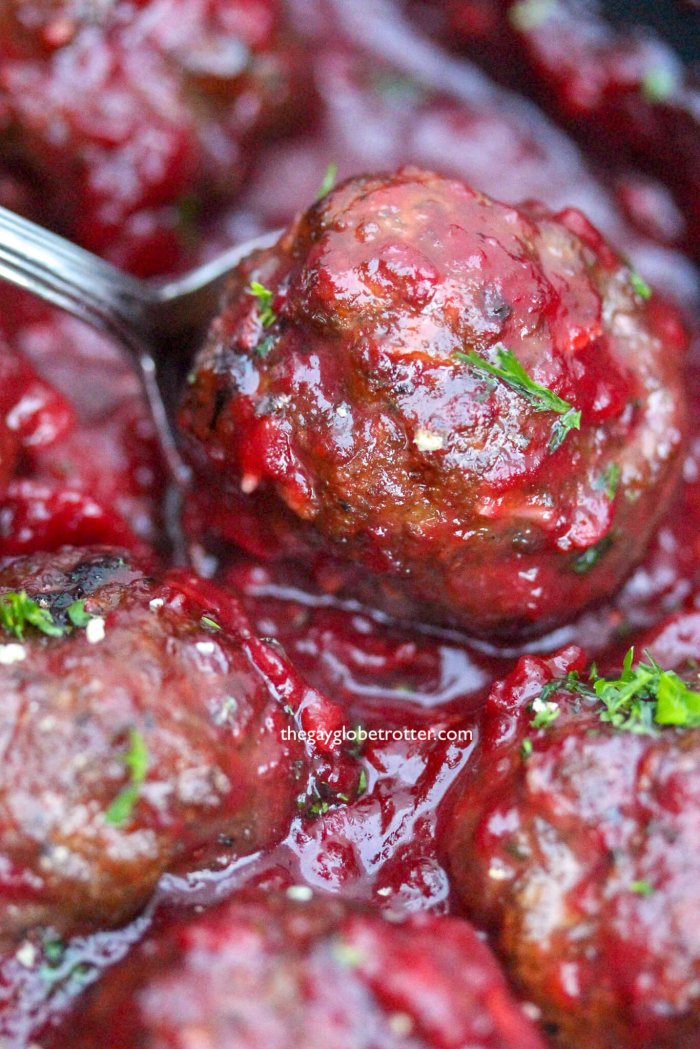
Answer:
[
  {"left": 254, "top": 334, "right": 275, "bottom": 358},
  {"left": 641, "top": 67, "right": 676, "bottom": 104},
  {"left": 455, "top": 345, "right": 581, "bottom": 451},
  {"left": 67, "top": 599, "right": 92, "bottom": 628},
  {"left": 104, "top": 729, "right": 149, "bottom": 826},
  {"left": 249, "top": 281, "right": 276, "bottom": 328},
  {"left": 531, "top": 647, "right": 700, "bottom": 736},
  {"left": 572, "top": 535, "right": 614, "bottom": 574},
  {"left": 357, "top": 768, "right": 368, "bottom": 795},
  {"left": 509, "top": 0, "right": 555, "bottom": 31},
  {"left": 0, "top": 591, "right": 64, "bottom": 639},
  {"left": 529, "top": 696, "right": 561, "bottom": 728},
  {"left": 629, "top": 271, "right": 652, "bottom": 300},
  {"left": 200, "top": 614, "right": 221, "bottom": 632},
  {"left": 629, "top": 879, "right": 655, "bottom": 896},
  {"left": 595, "top": 462, "right": 621, "bottom": 501},
  {"left": 521, "top": 737, "right": 533, "bottom": 758},
  {"left": 317, "top": 161, "right": 338, "bottom": 200},
  {"left": 332, "top": 939, "right": 366, "bottom": 968}
]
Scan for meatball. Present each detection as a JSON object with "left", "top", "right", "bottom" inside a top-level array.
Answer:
[
  {"left": 0, "top": 0, "right": 308, "bottom": 274},
  {"left": 445, "top": 641, "right": 700, "bottom": 1048},
  {"left": 180, "top": 167, "right": 687, "bottom": 639},
  {"left": 66, "top": 888, "right": 546, "bottom": 1049},
  {"left": 0, "top": 337, "right": 74, "bottom": 499},
  {"left": 0, "top": 547, "right": 360, "bottom": 942}
]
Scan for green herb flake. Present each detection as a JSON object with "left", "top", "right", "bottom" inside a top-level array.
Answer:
[
  {"left": 641, "top": 67, "right": 677, "bottom": 104},
  {"left": 308, "top": 797, "right": 330, "bottom": 817},
  {"left": 317, "top": 161, "right": 338, "bottom": 200},
  {"left": 530, "top": 696, "right": 561, "bottom": 729},
  {"left": 254, "top": 334, "right": 275, "bottom": 358},
  {"left": 455, "top": 345, "right": 581, "bottom": 451},
  {"left": 104, "top": 729, "right": 149, "bottom": 827},
  {"left": 629, "top": 271, "right": 652, "bottom": 301},
  {"left": 540, "top": 646, "right": 700, "bottom": 736},
  {"left": 357, "top": 768, "right": 368, "bottom": 795},
  {"left": 200, "top": 614, "right": 221, "bottom": 632},
  {"left": 0, "top": 591, "right": 65, "bottom": 640},
  {"left": 629, "top": 879, "right": 655, "bottom": 896},
  {"left": 67, "top": 599, "right": 92, "bottom": 628},
  {"left": 521, "top": 737, "right": 533, "bottom": 758},
  {"left": 509, "top": 0, "right": 556, "bottom": 32},
  {"left": 42, "top": 937, "right": 65, "bottom": 968},
  {"left": 249, "top": 280, "right": 276, "bottom": 328},
  {"left": 331, "top": 938, "right": 366, "bottom": 968},
  {"left": 595, "top": 462, "right": 621, "bottom": 501},
  {"left": 572, "top": 536, "right": 613, "bottom": 575}
]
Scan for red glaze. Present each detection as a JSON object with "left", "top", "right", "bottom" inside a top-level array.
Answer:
[
  {"left": 445, "top": 641, "right": 700, "bottom": 1048},
  {"left": 180, "top": 168, "right": 687, "bottom": 639},
  {"left": 0, "top": 546, "right": 362, "bottom": 943},
  {"left": 0, "top": 335, "right": 74, "bottom": 498},
  {"left": 0, "top": 298, "right": 167, "bottom": 555},
  {"left": 65, "top": 889, "right": 546, "bottom": 1049},
  {"left": 0, "top": 2, "right": 696, "bottom": 1047},
  {"left": 0, "top": 0, "right": 310, "bottom": 274}
]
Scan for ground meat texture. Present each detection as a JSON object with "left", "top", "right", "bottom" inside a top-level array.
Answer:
[
  {"left": 0, "top": 0, "right": 309, "bottom": 275},
  {"left": 0, "top": 546, "right": 336, "bottom": 943},
  {"left": 179, "top": 167, "right": 687, "bottom": 640},
  {"left": 65, "top": 889, "right": 547, "bottom": 1049},
  {"left": 444, "top": 644, "right": 700, "bottom": 1049}
]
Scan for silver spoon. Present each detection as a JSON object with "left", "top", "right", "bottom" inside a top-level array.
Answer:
[{"left": 0, "top": 205, "right": 279, "bottom": 487}]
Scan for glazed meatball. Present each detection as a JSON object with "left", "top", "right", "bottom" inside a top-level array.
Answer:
[
  {"left": 0, "top": 337, "right": 73, "bottom": 499},
  {"left": 66, "top": 889, "right": 546, "bottom": 1049},
  {"left": 180, "top": 168, "right": 687, "bottom": 639},
  {"left": 0, "top": 547, "right": 359, "bottom": 942},
  {"left": 0, "top": 0, "right": 308, "bottom": 274},
  {"left": 445, "top": 641, "right": 700, "bottom": 1048}
]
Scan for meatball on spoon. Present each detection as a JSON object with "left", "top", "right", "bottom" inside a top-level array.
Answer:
[
  {"left": 0, "top": 170, "right": 688, "bottom": 637},
  {"left": 0, "top": 204, "right": 280, "bottom": 488}
]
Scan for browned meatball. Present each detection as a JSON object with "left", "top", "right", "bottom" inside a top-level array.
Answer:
[
  {"left": 180, "top": 167, "right": 687, "bottom": 640},
  {"left": 0, "top": 0, "right": 309, "bottom": 274},
  {"left": 0, "top": 547, "right": 359, "bottom": 942},
  {"left": 65, "top": 889, "right": 547, "bottom": 1049},
  {"left": 445, "top": 641, "right": 700, "bottom": 1049}
]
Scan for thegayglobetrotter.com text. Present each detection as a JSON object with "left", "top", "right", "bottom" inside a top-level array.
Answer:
[{"left": 281, "top": 725, "right": 473, "bottom": 748}]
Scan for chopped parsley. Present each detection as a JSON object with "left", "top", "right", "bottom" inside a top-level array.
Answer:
[
  {"left": 529, "top": 696, "right": 561, "bottom": 729},
  {"left": 595, "top": 462, "right": 621, "bottom": 501},
  {"left": 249, "top": 281, "right": 276, "bottom": 328},
  {"left": 66, "top": 599, "right": 92, "bottom": 628},
  {"left": 509, "top": 0, "right": 555, "bottom": 31},
  {"left": 317, "top": 161, "right": 338, "bottom": 200},
  {"left": 357, "top": 768, "right": 368, "bottom": 795},
  {"left": 104, "top": 729, "right": 149, "bottom": 827},
  {"left": 641, "top": 67, "right": 677, "bottom": 104},
  {"left": 455, "top": 345, "right": 581, "bottom": 451},
  {"left": 254, "top": 334, "right": 275, "bottom": 358},
  {"left": 572, "top": 535, "right": 614, "bottom": 574},
  {"left": 520, "top": 737, "right": 533, "bottom": 758},
  {"left": 629, "top": 270, "right": 652, "bottom": 301},
  {"left": 39, "top": 932, "right": 93, "bottom": 989},
  {"left": 0, "top": 591, "right": 65, "bottom": 640},
  {"left": 629, "top": 879, "right": 655, "bottom": 896},
  {"left": 331, "top": 938, "right": 366, "bottom": 969},
  {"left": 200, "top": 614, "right": 221, "bottom": 632},
  {"left": 530, "top": 647, "right": 700, "bottom": 737}
]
